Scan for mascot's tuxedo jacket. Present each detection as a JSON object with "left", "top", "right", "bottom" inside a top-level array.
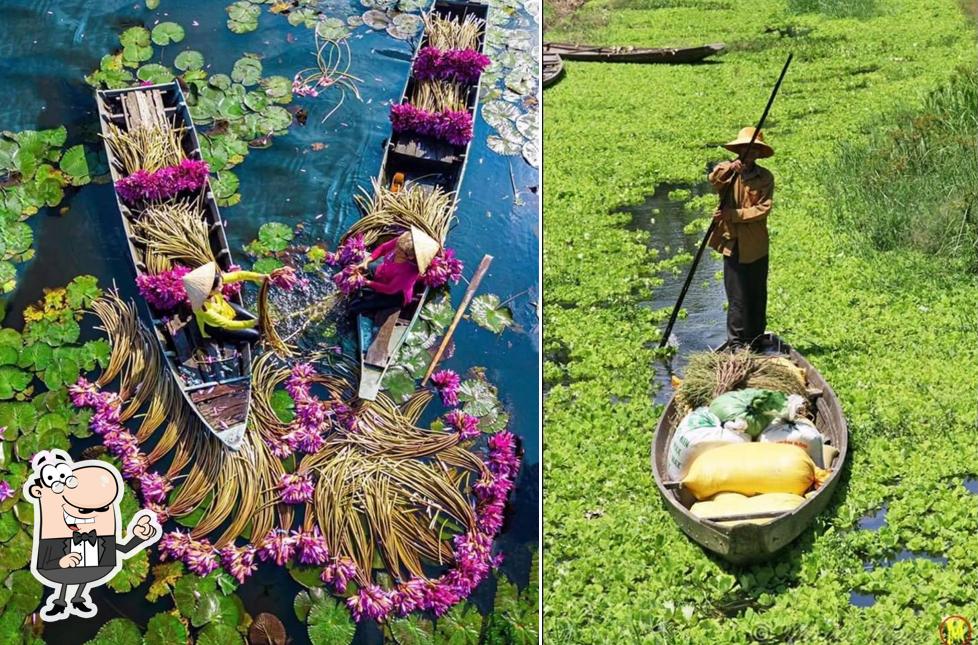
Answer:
[{"left": 36, "top": 533, "right": 143, "bottom": 571}]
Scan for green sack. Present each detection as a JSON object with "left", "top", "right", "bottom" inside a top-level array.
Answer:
[{"left": 709, "top": 388, "right": 788, "bottom": 438}]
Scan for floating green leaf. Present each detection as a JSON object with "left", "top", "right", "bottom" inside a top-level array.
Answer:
[
  {"left": 293, "top": 587, "right": 328, "bottom": 622},
  {"left": 198, "top": 623, "right": 244, "bottom": 645},
  {"left": 257, "top": 222, "right": 294, "bottom": 252},
  {"left": 144, "top": 612, "right": 188, "bottom": 645},
  {"left": 85, "top": 618, "right": 142, "bottom": 645},
  {"left": 381, "top": 366, "right": 415, "bottom": 403},
  {"left": 120, "top": 26, "right": 151, "bottom": 48},
  {"left": 231, "top": 57, "right": 262, "bottom": 87},
  {"left": 66, "top": 275, "right": 101, "bottom": 309},
  {"left": 252, "top": 257, "right": 283, "bottom": 273},
  {"left": 316, "top": 17, "right": 350, "bottom": 40},
  {"left": 151, "top": 21, "right": 185, "bottom": 46},
  {"left": 3, "top": 570, "right": 41, "bottom": 615},
  {"left": 261, "top": 75, "right": 293, "bottom": 103},
  {"left": 106, "top": 549, "right": 149, "bottom": 593},
  {"left": 307, "top": 598, "right": 356, "bottom": 645},
  {"left": 209, "top": 73, "right": 233, "bottom": 91},
  {"left": 469, "top": 294, "right": 514, "bottom": 333},
  {"left": 137, "top": 63, "right": 174, "bottom": 84},
  {"left": 174, "top": 49, "right": 205, "bottom": 71},
  {"left": 227, "top": 1, "right": 261, "bottom": 33}
]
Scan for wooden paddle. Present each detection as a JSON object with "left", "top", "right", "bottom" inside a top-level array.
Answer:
[
  {"left": 421, "top": 254, "right": 493, "bottom": 385},
  {"left": 658, "top": 53, "right": 793, "bottom": 348}
]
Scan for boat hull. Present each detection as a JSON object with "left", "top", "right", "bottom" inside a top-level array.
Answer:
[
  {"left": 544, "top": 42, "right": 724, "bottom": 64},
  {"left": 651, "top": 333, "right": 848, "bottom": 563}
]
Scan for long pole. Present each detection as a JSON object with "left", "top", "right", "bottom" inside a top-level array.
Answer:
[
  {"left": 658, "top": 53, "right": 793, "bottom": 348},
  {"left": 421, "top": 254, "right": 494, "bottom": 385}
]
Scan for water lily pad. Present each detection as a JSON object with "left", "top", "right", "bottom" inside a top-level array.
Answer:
[
  {"left": 123, "top": 43, "right": 154, "bottom": 67},
  {"left": 67, "top": 275, "right": 101, "bottom": 309},
  {"left": 151, "top": 22, "right": 185, "bottom": 46},
  {"left": 209, "top": 73, "right": 232, "bottom": 91},
  {"left": 211, "top": 172, "right": 239, "bottom": 207},
  {"left": 482, "top": 100, "right": 521, "bottom": 130},
  {"left": 421, "top": 296, "right": 455, "bottom": 332},
  {"left": 244, "top": 90, "right": 269, "bottom": 112},
  {"left": 174, "top": 49, "right": 205, "bottom": 71},
  {"left": 381, "top": 366, "right": 415, "bottom": 403},
  {"left": 249, "top": 613, "right": 287, "bottom": 645},
  {"left": 145, "top": 612, "right": 188, "bottom": 645},
  {"left": 469, "top": 294, "right": 514, "bottom": 333},
  {"left": 120, "top": 26, "right": 151, "bottom": 48},
  {"left": 270, "top": 388, "right": 295, "bottom": 423},
  {"left": 361, "top": 9, "right": 390, "bottom": 29},
  {"left": 487, "top": 135, "right": 522, "bottom": 156},
  {"left": 397, "top": 0, "right": 427, "bottom": 11},
  {"left": 515, "top": 112, "right": 538, "bottom": 139},
  {"left": 137, "top": 63, "right": 175, "bottom": 84},
  {"left": 262, "top": 76, "right": 292, "bottom": 103},
  {"left": 252, "top": 257, "right": 283, "bottom": 273},
  {"left": 106, "top": 549, "right": 148, "bottom": 593},
  {"left": 347, "top": 15, "right": 364, "bottom": 27},
  {"left": 259, "top": 105, "right": 292, "bottom": 133},
  {"left": 387, "top": 13, "right": 422, "bottom": 39},
  {"left": 0, "top": 366, "right": 31, "bottom": 400},
  {"left": 59, "top": 145, "right": 92, "bottom": 186},
  {"left": 3, "top": 569, "right": 41, "bottom": 615},
  {"left": 226, "top": 1, "right": 261, "bottom": 34},
  {"left": 293, "top": 588, "right": 328, "bottom": 621},
  {"left": 288, "top": 7, "right": 317, "bottom": 28},
  {"left": 198, "top": 623, "right": 244, "bottom": 645},
  {"left": 256, "top": 222, "right": 292, "bottom": 251},
  {"left": 286, "top": 562, "right": 322, "bottom": 589},
  {"left": 458, "top": 377, "right": 501, "bottom": 417},
  {"left": 315, "top": 17, "right": 349, "bottom": 40},
  {"left": 88, "top": 618, "right": 143, "bottom": 645},
  {"left": 307, "top": 598, "right": 355, "bottom": 645},
  {"left": 231, "top": 57, "right": 262, "bottom": 87},
  {"left": 360, "top": 0, "right": 398, "bottom": 10}
]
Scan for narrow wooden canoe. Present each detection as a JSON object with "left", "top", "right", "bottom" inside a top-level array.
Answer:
[
  {"left": 543, "top": 51, "right": 564, "bottom": 88},
  {"left": 651, "top": 334, "right": 848, "bottom": 563},
  {"left": 357, "top": 0, "right": 489, "bottom": 401},
  {"left": 95, "top": 83, "right": 251, "bottom": 450},
  {"left": 544, "top": 41, "right": 724, "bottom": 64}
]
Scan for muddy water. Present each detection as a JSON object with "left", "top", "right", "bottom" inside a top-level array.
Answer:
[{"left": 621, "top": 181, "right": 727, "bottom": 403}]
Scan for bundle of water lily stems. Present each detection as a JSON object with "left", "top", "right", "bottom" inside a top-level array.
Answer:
[
  {"left": 676, "top": 349, "right": 808, "bottom": 413},
  {"left": 424, "top": 12, "right": 484, "bottom": 51},
  {"left": 72, "top": 297, "right": 517, "bottom": 621},
  {"left": 345, "top": 179, "right": 454, "bottom": 245}
]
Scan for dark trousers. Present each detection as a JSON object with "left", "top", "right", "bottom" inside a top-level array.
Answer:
[
  {"left": 205, "top": 302, "right": 260, "bottom": 344},
  {"left": 723, "top": 248, "right": 768, "bottom": 348},
  {"left": 348, "top": 289, "right": 403, "bottom": 317}
]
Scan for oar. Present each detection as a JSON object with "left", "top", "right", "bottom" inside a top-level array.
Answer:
[
  {"left": 658, "top": 53, "right": 793, "bottom": 348},
  {"left": 421, "top": 254, "right": 494, "bottom": 385}
]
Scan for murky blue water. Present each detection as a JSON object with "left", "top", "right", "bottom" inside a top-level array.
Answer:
[
  {"left": 856, "top": 504, "right": 888, "bottom": 531},
  {"left": 0, "top": 0, "right": 538, "bottom": 642}
]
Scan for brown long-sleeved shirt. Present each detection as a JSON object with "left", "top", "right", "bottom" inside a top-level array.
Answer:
[{"left": 707, "top": 160, "right": 774, "bottom": 264}]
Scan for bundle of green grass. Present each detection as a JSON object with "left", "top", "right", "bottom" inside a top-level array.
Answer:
[{"left": 676, "top": 349, "right": 808, "bottom": 414}]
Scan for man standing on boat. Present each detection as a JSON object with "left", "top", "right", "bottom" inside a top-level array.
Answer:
[{"left": 708, "top": 127, "right": 775, "bottom": 350}]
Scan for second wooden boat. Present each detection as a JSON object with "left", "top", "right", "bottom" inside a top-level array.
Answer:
[
  {"left": 95, "top": 83, "right": 251, "bottom": 450},
  {"left": 651, "top": 334, "right": 848, "bottom": 563},
  {"left": 543, "top": 51, "right": 564, "bottom": 87},
  {"left": 544, "top": 41, "right": 724, "bottom": 64},
  {"left": 357, "top": 0, "right": 489, "bottom": 401}
]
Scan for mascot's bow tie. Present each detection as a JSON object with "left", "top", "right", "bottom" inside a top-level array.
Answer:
[{"left": 71, "top": 530, "right": 98, "bottom": 546}]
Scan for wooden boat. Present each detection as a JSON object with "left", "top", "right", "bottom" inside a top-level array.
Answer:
[
  {"left": 651, "top": 333, "right": 848, "bottom": 563},
  {"left": 543, "top": 51, "right": 564, "bottom": 88},
  {"left": 544, "top": 41, "right": 724, "bottom": 64},
  {"left": 357, "top": 0, "right": 488, "bottom": 401},
  {"left": 95, "top": 83, "right": 251, "bottom": 450}
]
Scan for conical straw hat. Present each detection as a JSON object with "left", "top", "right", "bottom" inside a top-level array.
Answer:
[
  {"left": 182, "top": 262, "right": 217, "bottom": 311},
  {"left": 722, "top": 126, "right": 774, "bottom": 158},
  {"left": 410, "top": 226, "right": 440, "bottom": 273}
]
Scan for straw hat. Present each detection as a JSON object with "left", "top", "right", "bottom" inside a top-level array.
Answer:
[
  {"left": 182, "top": 262, "right": 217, "bottom": 311},
  {"left": 410, "top": 226, "right": 440, "bottom": 273},
  {"left": 722, "top": 126, "right": 774, "bottom": 158}
]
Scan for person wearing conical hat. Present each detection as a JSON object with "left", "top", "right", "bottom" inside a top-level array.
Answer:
[
  {"left": 707, "top": 126, "right": 775, "bottom": 349},
  {"left": 182, "top": 263, "right": 285, "bottom": 344},
  {"left": 349, "top": 226, "right": 440, "bottom": 314}
]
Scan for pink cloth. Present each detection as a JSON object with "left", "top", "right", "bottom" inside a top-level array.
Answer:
[{"left": 366, "top": 238, "right": 419, "bottom": 305}]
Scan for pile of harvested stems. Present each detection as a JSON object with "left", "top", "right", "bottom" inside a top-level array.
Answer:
[
  {"left": 73, "top": 299, "right": 517, "bottom": 621},
  {"left": 132, "top": 200, "right": 215, "bottom": 269},
  {"left": 344, "top": 179, "right": 454, "bottom": 246},
  {"left": 410, "top": 80, "right": 469, "bottom": 113},
  {"left": 101, "top": 120, "right": 185, "bottom": 175},
  {"left": 677, "top": 349, "right": 808, "bottom": 412},
  {"left": 424, "top": 12, "right": 484, "bottom": 51}
]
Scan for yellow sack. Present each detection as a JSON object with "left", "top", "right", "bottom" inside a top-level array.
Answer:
[
  {"left": 691, "top": 492, "right": 806, "bottom": 526},
  {"left": 682, "top": 443, "right": 830, "bottom": 500}
]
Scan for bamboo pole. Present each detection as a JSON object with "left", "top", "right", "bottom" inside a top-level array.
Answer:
[{"left": 421, "top": 254, "right": 493, "bottom": 385}]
